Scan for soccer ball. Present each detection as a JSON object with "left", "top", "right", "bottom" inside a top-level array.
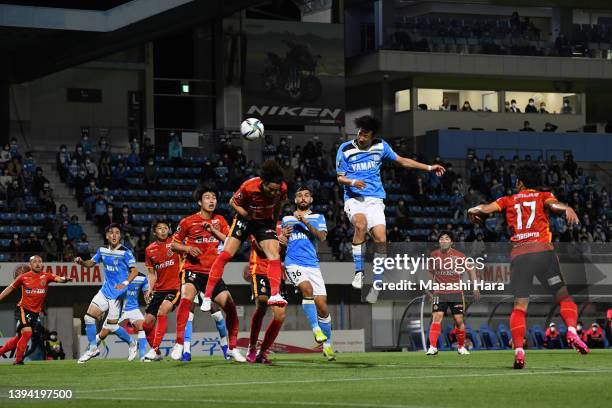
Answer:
[{"left": 240, "top": 118, "right": 264, "bottom": 141}]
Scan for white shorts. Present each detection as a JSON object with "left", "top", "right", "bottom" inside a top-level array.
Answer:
[
  {"left": 344, "top": 196, "right": 386, "bottom": 229},
  {"left": 91, "top": 290, "right": 123, "bottom": 321},
  {"left": 286, "top": 265, "right": 327, "bottom": 297},
  {"left": 119, "top": 308, "right": 144, "bottom": 324}
]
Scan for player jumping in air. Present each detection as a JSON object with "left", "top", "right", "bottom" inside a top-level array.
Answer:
[
  {"left": 169, "top": 187, "right": 244, "bottom": 362},
  {"left": 468, "top": 163, "right": 590, "bottom": 369},
  {"left": 202, "top": 160, "right": 288, "bottom": 311},
  {"left": 425, "top": 232, "right": 480, "bottom": 356},
  {"left": 0, "top": 255, "right": 71, "bottom": 365},
  {"left": 280, "top": 186, "right": 335, "bottom": 360},
  {"left": 245, "top": 232, "right": 286, "bottom": 364},
  {"left": 96, "top": 273, "right": 149, "bottom": 361},
  {"left": 76, "top": 223, "right": 140, "bottom": 363},
  {"left": 336, "top": 115, "right": 445, "bottom": 303}
]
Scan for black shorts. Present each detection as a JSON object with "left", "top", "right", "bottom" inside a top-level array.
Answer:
[
  {"left": 182, "top": 270, "right": 228, "bottom": 299},
  {"left": 145, "top": 290, "right": 181, "bottom": 316},
  {"left": 432, "top": 294, "right": 464, "bottom": 315},
  {"left": 250, "top": 274, "right": 270, "bottom": 299},
  {"left": 15, "top": 307, "right": 39, "bottom": 332},
  {"left": 229, "top": 216, "right": 278, "bottom": 243},
  {"left": 510, "top": 250, "right": 565, "bottom": 298}
]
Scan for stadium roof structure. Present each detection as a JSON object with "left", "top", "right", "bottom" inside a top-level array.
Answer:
[
  {"left": 0, "top": 0, "right": 264, "bottom": 83},
  {"left": 347, "top": 0, "right": 612, "bottom": 10}
]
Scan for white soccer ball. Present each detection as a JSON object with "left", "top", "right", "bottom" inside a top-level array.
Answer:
[{"left": 240, "top": 118, "right": 264, "bottom": 141}]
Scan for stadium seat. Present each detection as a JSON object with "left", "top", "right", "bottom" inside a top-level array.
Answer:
[
  {"left": 479, "top": 324, "right": 501, "bottom": 349},
  {"left": 529, "top": 325, "right": 545, "bottom": 349},
  {"left": 496, "top": 324, "right": 512, "bottom": 349}
]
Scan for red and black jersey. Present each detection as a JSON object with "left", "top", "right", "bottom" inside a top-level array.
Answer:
[
  {"left": 428, "top": 248, "right": 466, "bottom": 294},
  {"left": 495, "top": 189, "right": 556, "bottom": 257},
  {"left": 232, "top": 177, "right": 288, "bottom": 221},
  {"left": 145, "top": 237, "right": 181, "bottom": 291},
  {"left": 248, "top": 222, "right": 283, "bottom": 278},
  {"left": 11, "top": 271, "right": 58, "bottom": 313},
  {"left": 173, "top": 213, "right": 229, "bottom": 274}
]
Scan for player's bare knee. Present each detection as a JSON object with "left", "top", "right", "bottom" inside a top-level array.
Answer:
[
  {"left": 273, "top": 306, "right": 286, "bottom": 321},
  {"left": 301, "top": 284, "right": 314, "bottom": 298}
]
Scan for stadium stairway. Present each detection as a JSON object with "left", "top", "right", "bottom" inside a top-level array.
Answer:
[{"left": 36, "top": 151, "right": 104, "bottom": 250}]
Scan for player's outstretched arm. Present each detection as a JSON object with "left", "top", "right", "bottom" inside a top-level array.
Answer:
[
  {"left": 337, "top": 175, "right": 366, "bottom": 190},
  {"left": 395, "top": 156, "right": 446, "bottom": 177},
  {"left": 467, "top": 202, "right": 500, "bottom": 224},
  {"left": 145, "top": 267, "right": 157, "bottom": 302},
  {"left": 0, "top": 285, "right": 15, "bottom": 302},
  {"left": 116, "top": 266, "right": 139, "bottom": 290},
  {"left": 74, "top": 257, "right": 95, "bottom": 268},
  {"left": 295, "top": 212, "right": 327, "bottom": 241},
  {"left": 545, "top": 199, "right": 580, "bottom": 225},
  {"left": 53, "top": 276, "right": 73, "bottom": 284}
]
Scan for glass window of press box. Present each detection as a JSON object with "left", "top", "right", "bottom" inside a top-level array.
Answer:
[
  {"left": 414, "top": 89, "right": 499, "bottom": 112},
  {"left": 504, "top": 92, "right": 581, "bottom": 114}
]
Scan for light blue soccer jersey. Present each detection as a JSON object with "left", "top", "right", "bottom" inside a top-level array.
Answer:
[
  {"left": 91, "top": 245, "right": 137, "bottom": 300},
  {"left": 282, "top": 213, "right": 327, "bottom": 268},
  {"left": 335, "top": 139, "right": 398, "bottom": 200},
  {"left": 124, "top": 275, "right": 148, "bottom": 312}
]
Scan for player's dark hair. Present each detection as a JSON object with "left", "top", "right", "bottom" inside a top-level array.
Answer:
[
  {"left": 260, "top": 160, "right": 284, "bottom": 183},
  {"left": 152, "top": 219, "right": 170, "bottom": 231},
  {"left": 296, "top": 185, "right": 312, "bottom": 194},
  {"left": 193, "top": 185, "right": 218, "bottom": 203},
  {"left": 354, "top": 115, "right": 381, "bottom": 134},
  {"left": 105, "top": 223, "right": 122, "bottom": 234},
  {"left": 517, "top": 164, "right": 542, "bottom": 189},
  {"left": 438, "top": 231, "right": 453, "bottom": 241}
]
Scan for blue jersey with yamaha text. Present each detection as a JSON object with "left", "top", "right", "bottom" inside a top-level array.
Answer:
[
  {"left": 124, "top": 275, "right": 148, "bottom": 312},
  {"left": 91, "top": 245, "right": 136, "bottom": 300},
  {"left": 282, "top": 213, "right": 327, "bottom": 268},
  {"left": 335, "top": 138, "right": 398, "bottom": 200}
]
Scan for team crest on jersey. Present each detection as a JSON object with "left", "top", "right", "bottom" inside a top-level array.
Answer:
[
  {"left": 40, "top": 276, "right": 47, "bottom": 285},
  {"left": 236, "top": 192, "right": 243, "bottom": 200},
  {"left": 261, "top": 286, "right": 267, "bottom": 294},
  {"left": 372, "top": 154, "right": 380, "bottom": 161}
]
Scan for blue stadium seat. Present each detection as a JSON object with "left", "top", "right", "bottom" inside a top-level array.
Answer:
[
  {"left": 529, "top": 325, "right": 545, "bottom": 349},
  {"left": 465, "top": 324, "right": 484, "bottom": 350},
  {"left": 496, "top": 324, "right": 512, "bottom": 349},
  {"left": 479, "top": 324, "right": 501, "bottom": 349}
]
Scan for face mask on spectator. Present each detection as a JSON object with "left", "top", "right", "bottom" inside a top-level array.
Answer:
[
  {"left": 529, "top": 102, "right": 534, "bottom": 106},
  {"left": 511, "top": 103, "right": 516, "bottom": 108}
]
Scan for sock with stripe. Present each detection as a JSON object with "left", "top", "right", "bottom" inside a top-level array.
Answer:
[
  {"left": 142, "top": 321, "right": 155, "bottom": 347},
  {"left": 175, "top": 298, "right": 193, "bottom": 345},
  {"left": 352, "top": 242, "right": 364, "bottom": 275},
  {"left": 204, "top": 251, "right": 232, "bottom": 298},
  {"left": 113, "top": 326, "right": 133, "bottom": 344},
  {"left": 153, "top": 315, "right": 168, "bottom": 349},
  {"left": 429, "top": 322, "right": 441, "bottom": 348},
  {"left": 260, "top": 319, "right": 283, "bottom": 354},
  {"left": 184, "top": 312, "right": 194, "bottom": 353},
  {"left": 510, "top": 308, "right": 526, "bottom": 349},
  {"left": 456, "top": 329, "right": 466, "bottom": 349},
  {"left": 318, "top": 314, "right": 332, "bottom": 346},
  {"left": 137, "top": 330, "right": 147, "bottom": 358},
  {"left": 559, "top": 299, "right": 578, "bottom": 333},
  {"left": 0, "top": 335, "right": 19, "bottom": 355},
  {"left": 15, "top": 331, "right": 32, "bottom": 363},
  {"left": 84, "top": 314, "right": 97, "bottom": 348},
  {"left": 249, "top": 307, "right": 267, "bottom": 347},
  {"left": 302, "top": 298, "right": 320, "bottom": 330}
]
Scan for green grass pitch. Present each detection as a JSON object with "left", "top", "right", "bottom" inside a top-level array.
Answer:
[{"left": 1, "top": 350, "right": 611, "bottom": 408}]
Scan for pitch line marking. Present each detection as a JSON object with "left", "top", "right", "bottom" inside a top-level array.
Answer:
[{"left": 78, "top": 368, "right": 612, "bottom": 394}]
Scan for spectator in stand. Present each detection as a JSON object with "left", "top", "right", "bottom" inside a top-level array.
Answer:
[
  {"left": 56, "top": 145, "right": 71, "bottom": 182},
  {"left": 126, "top": 149, "right": 140, "bottom": 167},
  {"left": 23, "top": 233, "right": 43, "bottom": 256},
  {"left": 67, "top": 158, "right": 79, "bottom": 187},
  {"left": 7, "top": 156, "right": 23, "bottom": 181},
  {"left": 38, "top": 182, "right": 56, "bottom": 213},
  {"left": 74, "top": 169, "right": 88, "bottom": 206},
  {"left": 9, "top": 137, "right": 19, "bottom": 157},
  {"left": 32, "top": 167, "right": 49, "bottom": 197},
  {"left": 97, "top": 204, "right": 116, "bottom": 229},
  {"left": 42, "top": 232, "right": 58, "bottom": 261},
  {"left": 7, "top": 180, "right": 26, "bottom": 213},
  {"left": 544, "top": 322, "right": 562, "bottom": 349},
  {"left": 8, "top": 233, "right": 22, "bottom": 261},
  {"left": 117, "top": 205, "right": 133, "bottom": 233},
  {"left": 561, "top": 98, "right": 573, "bottom": 114},
  {"left": 262, "top": 135, "right": 277, "bottom": 161},
  {"left": 0, "top": 168, "right": 11, "bottom": 199},
  {"left": 98, "top": 136, "right": 111, "bottom": 160},
  {"left": 130, "top": 137, "right": 140, "bottom": 154},
  {"left": 543, "top": 122, "right": 558, "bottom": 132},
  {"left": 143, "top": 157, "right": 158, "bottom": 188},
  {"left": 585, "top": 323, "right": 605, "bottom": 348},
  {"left": 461, "top": 101, "right": 473, "bottom": 111},
  {"left": 0, "top": 144, "right": 10, "bottom": 165},
  {"left": 22, "top": 152, "right": 36, "bottom": 179},
  {"left": 122, "top": 231, "right": 137, "bottom": 250},
  {"left": 111, "top": 161, "right": 128, "bottom": 188},
  {"left": 576, "top": 321, "right": 586, "bottom": 342},
  {"left": 338, "top": 237, "right": 352, "bottom": 261},
  {"left": 168, "top": 132, "right": 183, "bottom": 165},
  {"left": 388, "top": 226, "right": 404, "bottom": 242},
  {"left": 80, "top": 131, "right": 93, "bottom": 155},
  {"left": 67, "top": 215, "right": 84, "bottom": 242},
  {"left": 439, "top": 96, "right": 450, "bottom": 111},
  {"left": 98, "top": 156, "right": 112, "bottom": 187},
  {"left": 509, "top": 99, "right": 520, "bottom": 113},
  {"left": 504, "top": 101, "right": 511, "bottom": 112},
  {"left": 84, "top": 157, "right": 98, "bottom": 180},
  {"left": 525, "top": 98, "right": 538, "bottom": 113},
  {"left": 278, "top": 137, "right": 291, "bottom": 160},
  {"left": 61, "top": 234, "right": 75, "bottom": 261},
  {"left": 539, "top": 102, "right": 548, "bottom": 114},
  {"left": 141, "top": 136, "right": 155, "bottom": 162},
  {"left": 73, "top": 144, "right": 86, "bottom": 164},
  {"left": 520, "top": 121, "right": 535, "bottom": 131},
  {"left": 75, "top": 234, "right": 91, "bottom": 258}
]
